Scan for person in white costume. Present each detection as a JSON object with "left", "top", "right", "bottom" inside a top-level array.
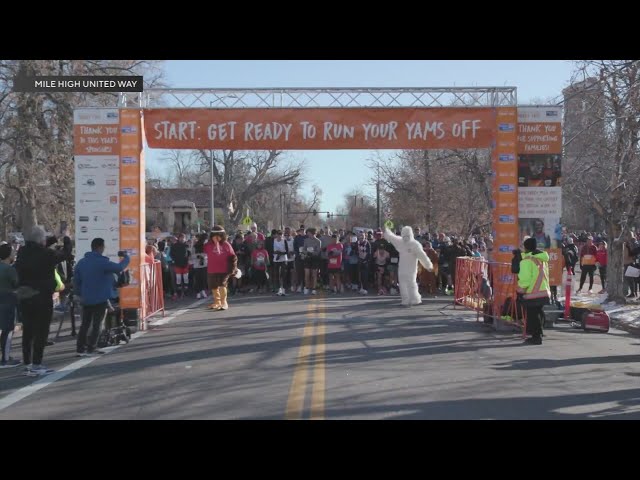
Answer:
[{"left": 384, "top": 226, "right": 433, "bottom": 306}]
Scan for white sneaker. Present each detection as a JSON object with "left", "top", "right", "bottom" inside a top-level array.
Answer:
[
  {"left": 201, "top": 290, "right": 208, "bottom": 298},
  {"left": 588, "top": 289, "right": 593, "bottom": 294},
  {"left": 311, "top": 290, "right": 317, "bottom": 295},
  {"left": 196, "top": 292, "right": 202, "bottom": 299},
  {"left": 278, "top": 288, "right": 285, "bottom": 296},
  {"left": 304, "top": 288, "right": 310, "bottom": 295},
  {"left": 360, "top": 288, "right": 368, "bottom": 295},
  {"left": 297, "top": 286, "right": 303, "bottom": 293},
  {"left": 291, "top": 286, "right": 296, "bottom": 293}
]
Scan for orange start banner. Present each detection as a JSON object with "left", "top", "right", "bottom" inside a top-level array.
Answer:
[{"left": 143, "top": 108, "right": 497, "bottom": 150}]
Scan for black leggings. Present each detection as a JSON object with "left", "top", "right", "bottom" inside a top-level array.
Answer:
[
  {"left": 599, "top": 266, "right": 607, "bottom": 289},
  {"left": 20, "top": 294, "right": 53, "bottom": 366},
  {"left": 579, "top": 265, "right": 596, "bottom": 290},
  {"left": 273, "top": 262, "right": 287, "bottom": 288}
]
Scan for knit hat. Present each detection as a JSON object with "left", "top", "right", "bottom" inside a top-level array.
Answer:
[{"left": 523, "top": 237, "right": 537, "bottom": 252}]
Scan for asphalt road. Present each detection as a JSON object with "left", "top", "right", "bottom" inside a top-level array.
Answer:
[{"left": 1, "top": 291, "right": 640, "bottom": 419}]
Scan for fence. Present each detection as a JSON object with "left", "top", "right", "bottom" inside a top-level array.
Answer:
[
  {"left": 139, "top": 260, "right": 165, "bottom": 330},
  {"left": 454, "top": 257, "right": 526, "bottom": 335}
]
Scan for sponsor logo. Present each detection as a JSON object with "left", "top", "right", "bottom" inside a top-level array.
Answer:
[
  {"left": 498, "top": 202, "right": 517, "bottom": 209},
  {"left": 499, "top": 245, "right": 516, "bottom": 253},
  {"left": 77, "top": 163, "right": 97, "bottom": 169},
  {"left": 499, "top": 184, "right": 516, "bottom": 192},
  {"left": 124, "top": 248, "right": 139, "bottom": 256},
  {"left": 546, "top": 110, "right": 559, "bottom": 117},
  {"left": 499, "top": 274, "right": 515, "bottom": 283},
  {"left": 110, "top": 226, "right": 118, "bottom": 232},
  {"left": 106, "top": 180, "right": 117, "bottom": 186},
  {"left": 106, "top": 112, "right": 118, "bottom": 119},
  {"left": 499, "top": 154, "right": 515, "bottom": 162},
  {"left": 122, "top": 218, "right": 137, "bottom": 225},
  {"left": 82, "top": 199, "right": 101, "bottom": 203},
  {"left": 83, "top": 179, "right": 96, "bottom": 186},
  {"left": 102, "top": 163, "right": 118, "bottom": 169},
  {"left": 121, "top": 126, "right": 137, "bottom": 134},
  {"left": 121, "top": 205, "right": 139, "bottom": 212},
  {"left": 122, "top": 156, "right": 137, "bottom": 165},
  {"left": 499, "top": 141, "right": 515, "bottom": 148},
  {"left": 77, "top": 237, "right": 89, "bottom": 241},
  {"left": 110, "top": 196, "right": 118, "bottom": 205},
  {"left": 80, "top": 226, "right": 88, "bottom": 233},
  {"left": 499, "top": 215, "right": 516, "bottom": 224},
  {"left": 499, "top": 123, "right": 515, "bottom": 132},
  {"left": 498, "top": 172, "right": 515, "bottom": 177},
  {"left": 79, "top": 216, "right": 89, "bottom": 222},
  {"left": 122, "top": 187, "right": 137, "bottom": 195}
]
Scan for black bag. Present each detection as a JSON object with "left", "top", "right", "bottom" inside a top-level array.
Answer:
[{"left": 483, "top": 302, "right": 494, "bottom": 324}]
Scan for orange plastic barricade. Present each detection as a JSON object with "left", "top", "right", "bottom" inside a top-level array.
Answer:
[
  {"left": 139, "top": 260, "right": 165, "bottom": 330},
  {"left": 454, "top": 257, "right": 526, "bottom": 335}
]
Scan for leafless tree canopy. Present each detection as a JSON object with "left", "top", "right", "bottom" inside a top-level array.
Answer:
[
  {"left": 376, "top": 148, "right": 492, "bottom": 235},
  {"left": 0, "top": 60, "right": 164, "bottom": 238},
  {"left": 563, "top": 60, "right": 640, "bottom": 302},
  {"left": 146, "top": 149, "right": 307, "bottom": 230}
]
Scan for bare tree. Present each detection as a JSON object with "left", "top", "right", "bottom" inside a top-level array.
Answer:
[
  {"left": 0, "top": 60, "right": 165, "bottom": 235},
  {"left": 157, "top": 149, "right": 305, "bottom": 229},
  {"left": 376, "top": 148, "right": 492, "bottom": 235},
  {"left": 563, "top": 60, "right": 640, "bottom": 302}
]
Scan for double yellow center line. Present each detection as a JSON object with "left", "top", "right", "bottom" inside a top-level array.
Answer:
[{"left": 285, "top": 295, "right": 326, "bottom": 420}]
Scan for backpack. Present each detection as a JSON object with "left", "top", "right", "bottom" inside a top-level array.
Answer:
[{"left": 117, "top": 270, "right": 131, "bottom": 288}]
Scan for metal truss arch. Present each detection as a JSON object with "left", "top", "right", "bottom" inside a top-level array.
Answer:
[{"left": 119, "top": 87, "right": 517, "bottom": 109}]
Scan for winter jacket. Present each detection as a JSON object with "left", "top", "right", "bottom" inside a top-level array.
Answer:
[
  {"left": 14, "top": 241, "right": 70, "bottom": 297},
  {"left": 74, "top": 251, "right": 130, "bottom": 306},
  {"left": 517, "top": 250, "right": 550, "bottom": 301}
]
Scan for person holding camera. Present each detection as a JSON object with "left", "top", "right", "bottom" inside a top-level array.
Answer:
[
  {"left": 74, "top": 239, "right": 130, "bottom": 357},
  {"left": 516, "top": 237, "right": 550, "bottom": 345}
]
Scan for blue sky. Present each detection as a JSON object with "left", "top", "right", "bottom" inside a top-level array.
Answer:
[{"left": 146, "top": 60, "right": 575, "bottom": 212}]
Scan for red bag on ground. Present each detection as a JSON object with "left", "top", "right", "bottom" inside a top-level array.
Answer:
[{"left": 582, "top": 311, "right": 610, "bottom": 333}]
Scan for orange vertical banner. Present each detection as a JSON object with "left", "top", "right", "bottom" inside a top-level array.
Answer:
[
  {"left": 492, "top": 107, "right": 519, "bottom": 265},
  {"left": 119, "top": 109, "right": 145, "bottom": 309}
]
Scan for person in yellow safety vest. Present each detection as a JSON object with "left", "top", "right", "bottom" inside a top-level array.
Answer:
[{"left": 516, "top": 237, "right": 551, "bottom": 345}]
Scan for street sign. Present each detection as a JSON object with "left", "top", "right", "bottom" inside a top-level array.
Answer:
[
  {"left": 384, "top": 220, "right": 394, "bottom": 230},
  {"left": 242, "top": 216, "right": 252, "bottom": 226}
]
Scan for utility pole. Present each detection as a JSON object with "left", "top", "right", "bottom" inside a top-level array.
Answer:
[
  {"left": 280, "top": 190, "right": 284, "bottom": 230},
  {"left": 210, "top": 149, "right": 215, "bottom": 229},
  {"left": 376, "top": 162, "right": 381, "bottom": 229}
]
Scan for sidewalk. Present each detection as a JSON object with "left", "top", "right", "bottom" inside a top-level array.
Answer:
[{"left": 559, "top": 268, "right": 640, "bottom": 336}]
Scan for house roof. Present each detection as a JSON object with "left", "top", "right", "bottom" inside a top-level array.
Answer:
[{"left": 146, "top": 187, "right": 218, "bottom": 209}]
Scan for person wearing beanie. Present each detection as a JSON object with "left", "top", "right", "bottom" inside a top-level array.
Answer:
[
  {"left": 516, "top": 237, "right": 550, "bottom": 345},
  {"left": 204, "top": 226, "right": 238, "bottom": 311}
]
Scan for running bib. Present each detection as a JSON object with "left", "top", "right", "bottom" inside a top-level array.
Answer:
[
  {"left": 329, "top": 258, "right": 339, "bottom": 265},
  {"left": 582, "top": 254, "right": 596, "bottom": 266},
  {"left": 391, "top": 258, "right": 399, "bottom": 264}
]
